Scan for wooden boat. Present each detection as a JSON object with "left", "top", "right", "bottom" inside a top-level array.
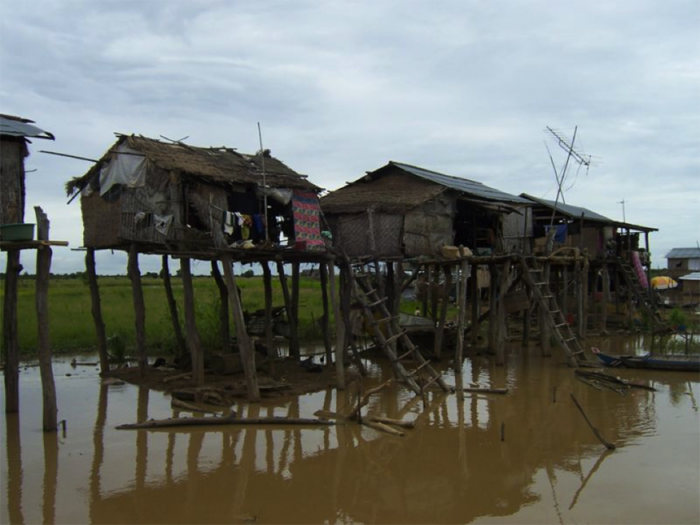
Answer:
[{"left": 591, "top": 347, "right": 700, "bottom": 372}]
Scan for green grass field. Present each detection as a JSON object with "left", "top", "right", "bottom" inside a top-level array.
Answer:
[{"left": 1, "top": 274, "right": 342, "bottom": 357}]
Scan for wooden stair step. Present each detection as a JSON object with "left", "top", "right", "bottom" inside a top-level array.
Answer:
[{"left": 407, "top": 361, "right": 432, "bottom": 377}]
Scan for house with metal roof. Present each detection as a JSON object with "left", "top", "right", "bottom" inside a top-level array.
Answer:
[
  {"left": 520, "top": 193, "right": 657, "bottom": 261},
  {"left": 665, "top": 247, "right": 700, "bottom": 272},
  {"left": 321, "top": 161, "right": 532, "bottom": 259},
  {"left": 0, "top": 114, "right": 55, "bottom": 227}
]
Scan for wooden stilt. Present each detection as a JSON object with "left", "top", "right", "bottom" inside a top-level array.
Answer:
[
  {"left": 539, "top": 262, "right": 552, "bottom": 357},
  {"left": 42, "top": 431, "right": 58, "bottom": 523},
  {"left": 180, "top": 257, "right": 204, "bottom": 385},
  {"left": 276, "top": 261, "right": 299, "bottom": 359},
  {"left": 470, "top": 263, "right": 479, "bottom": 348},
  {"left": 455, "top": 248, "right": 469, "bottom": 376},
  {"left": 320, "top": 262, "right": 333, "bottom": 366},
  {"left": 222, "top": 255, "right": 260, "bottom": 402},
  {"left": 601, "top": 264, "right": 609, "bottom": 335},
  {"left": 261, "top": 261, "right": 277, "bottom": 376},
  {"left": 210, "top": 260, "right": 230, "bottom": 352},
  {"left": 488, "top": 264, "right": 498, "bottom": 355},
  {"left": 35, "top": 207, "right": 57, "bottom": 431},
  {"left": 495, "top": 262, "right": 509, "bottom": 366},
  {"left": 290, "top": 261, "right": 301, "bottom": 359},
  {"left": 430, "top": 264, "right": 440, "bottom": 323},
  {"left": 3, "top": 250, "right": 21, "bottom": 413},
  {"left": 128, "top": 244, "right": 147, "bottom": 376},
  {"left": 562, "top": 265, "right": 569, "bottom": 319},
  {"left": 434, "top": 264, "right": 451, "bottom": 359},
  {"left": 161, "top": 256, "right": 187, "bottom": 360},
  {"left": 327, "top": 259, "right": 345, "bottom": 390},
  {"left": 86, "top": 249, "right": 109, "bottom": 374}
]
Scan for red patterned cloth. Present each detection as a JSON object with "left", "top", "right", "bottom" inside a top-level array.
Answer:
[{"left": 292, "top": 191, "right": 324, "bottom": 250}]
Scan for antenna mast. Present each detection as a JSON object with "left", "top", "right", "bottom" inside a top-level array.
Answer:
[{"left": 257, "top": 122, "right": 269, "bottom": 242}]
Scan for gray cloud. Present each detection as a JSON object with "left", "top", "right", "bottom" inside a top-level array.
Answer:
[{"left": 1, "top": 0, "right": 698, "bottom": 274}]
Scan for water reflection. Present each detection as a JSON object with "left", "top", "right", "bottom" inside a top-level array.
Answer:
[{"left": 2, "top": 343, "right": 699, "bottom": 524}]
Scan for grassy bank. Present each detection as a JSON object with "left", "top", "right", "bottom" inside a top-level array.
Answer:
[{"left": 1, "top": 275, "right": 334, "bottom": 357}]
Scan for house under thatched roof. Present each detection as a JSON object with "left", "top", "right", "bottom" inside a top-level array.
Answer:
[{"left": 68, "top": 134, "right": 325, "bottom": 257}]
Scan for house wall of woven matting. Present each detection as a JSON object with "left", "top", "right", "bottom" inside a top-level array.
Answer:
[
  {"left": 335, "top": 212, "right": 403, "bottom": 257},
  {"left": 81, "top": 191, "right": 122, "bottom": 248},
  {"left": 187, "top": 183, "right": 228, "bottom": 249},
  {"left": 0, "top": 140, "right": 25, "bottom": 226}
]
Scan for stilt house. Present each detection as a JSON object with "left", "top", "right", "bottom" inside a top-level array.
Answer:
[
  {"left": 321, "top": 161, "right": 532, "bottom": 259},
  {"left": 67, "top": 134, "right": 326, "bottom": 259},
  {"left": 0, "top": 114, "right": 55, "bottom": 227}
]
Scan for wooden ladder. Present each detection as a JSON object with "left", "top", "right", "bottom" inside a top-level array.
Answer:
[
  {"left": 517, "top": 255, "right": 587, "bottom": 367},
  {"left": 349, "top": 263, "right": 451, "bottom": 396},
  {"left": 616, "top": 257, "right": 667, "bottom": 328}
]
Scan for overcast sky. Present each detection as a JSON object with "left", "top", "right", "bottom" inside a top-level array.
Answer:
[{"left": 1, "top": 0, "right": 698, "bottom": 275}]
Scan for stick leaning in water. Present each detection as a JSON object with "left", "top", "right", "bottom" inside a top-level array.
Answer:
[
  {"left": 116, "top": 414, "right": 334, "bottom": 430},
  {"left": 570, "top": 393, "right": 616, "bottom": 450}
]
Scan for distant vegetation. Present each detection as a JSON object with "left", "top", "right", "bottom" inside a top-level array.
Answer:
[{"left": 0, "top": 274, "right": 333, "bottom": 357}]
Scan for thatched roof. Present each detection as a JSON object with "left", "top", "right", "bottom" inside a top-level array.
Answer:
[
  {"left": 321, "top": 161, "right": 528, "bottom": 215},
  {"left": 67, "top": 134, "right": 319, "bottom": 196}
]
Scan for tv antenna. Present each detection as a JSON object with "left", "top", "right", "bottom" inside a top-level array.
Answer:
[
  {"left": 543, "top": 126, "right": 595, "bottom": 228},
  {"left": 618, "top": 199, "right": 626, "bottom": 223}
]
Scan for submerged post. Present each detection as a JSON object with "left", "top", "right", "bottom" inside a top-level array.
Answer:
[
  {"left": 180, "top": 257, "right": 204, "bottom": 385},
  {"left": 35, "top": 206, "right": 58, "bottom": 431},
  {"left": 86, "top": 248, "right": 109, "bottom": 375},
  {"left": 3, "top": 250, "right": 21, "bottom": 413},
  {"left": 128, "top": 244, "right": 148, "bottom": 376},
  {"left": 222, "top": 255, "right": 260, "bottom": 402}
]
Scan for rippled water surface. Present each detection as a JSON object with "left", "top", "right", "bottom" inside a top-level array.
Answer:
[{"left": 2, "top": 335, "right": 699, "bottom": 524}]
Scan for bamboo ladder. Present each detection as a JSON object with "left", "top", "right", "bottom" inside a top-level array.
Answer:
[
  {"left": 517, "top": 255, "right": 587, "bottom": 367},
  {"left": 348, "top": 260, "right": 452, "bottom": 396}
]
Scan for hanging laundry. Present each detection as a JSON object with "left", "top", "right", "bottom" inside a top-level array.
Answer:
[
  {"left": 154, "top": 214, "right": 173, "bottom": 235},
  {"left": 240, "top": 214, "right": 253, "bottom": 240},
  {"left": 252, "top": 214, "right": 265, "bottom": 234},
  {"left": 222, "top": 211, "right": 236, "bottom": 235}
]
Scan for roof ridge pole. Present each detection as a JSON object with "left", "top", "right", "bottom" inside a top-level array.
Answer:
[{"left": 257, "top": 122, "right": 269, "bottom": 242}]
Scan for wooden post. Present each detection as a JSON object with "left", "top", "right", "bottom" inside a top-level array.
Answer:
[
  {"left": 430, "top": 264, "right": 440, "bottom": 322},
  {"left": 470, "top": 263, "right": 479, "bottom": 348},
  {"left": 601, "top": 264, "right": 610, "bottom": 335},
  {"left": 128, "top": 244, "right": 147, "bottom": 376},
  {"left": 261, "top": 261, "right": 277, "bottom": 375},
  {"left": 581, "top": 257, "right": 589, "bottom": 340},
  {"left": 161, "top": 256, "right": 187, "bottom": 359},
  {"left": 539, "top": 262, "right": 552, "bottom": 357},
  {"left": 210, "top": 260, "right": 230, "bottom": 353},
  {"left": 562, "top": 265, "right": 569, "bottom": 319},
  {"left": 35, "top": 206, "right": 57, "bottom": 431},
  {"left": 386, "top": 261, "right": 396, "bottom": 317},
  {"left": 320, "top": 262, "right": 333, "bottom": 366},
  {"left": 276, "top": 261, "right": 299, "bottom": 359},
  {"left": 488, "top": 264, "right": 498, "bottom": 355},
  {"left": 222, "top": 255, "right": 260, "bottom": 402},
  {"left": 434, "top": 264, "right": 451, "bottom": 359},
  {"left": 495, "top": 261, "right": 509, "bottom": 366},
  {"left": 328, "top": 259, "right": 345, "bottom": 390},
  {"left": 180, "top": 257, "right": 204, "bottom": 385},
  {"left": 290, "top": 261, "right": 301, "bottom": 359},
  {"left": 3, "top": 250, "right": 21, "bottom": 413},
  {"left": 575, "top": 258, "right": 585, "bottom": 339},
  {"left": 86, "top": 248, "right": 109, "bottom": 375},
  {"left": 455, "top": 248, "right": 469, "bottom": 375}
]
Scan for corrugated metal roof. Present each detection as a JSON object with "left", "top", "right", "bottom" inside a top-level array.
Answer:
[
  {"left": 520, "top": 193, "right": 657, "bottom": 232},
  {"left": 520, "top": 193, "right": 613, "bottom": 223},
  {"left": 390, "top": 162, "right": 530, "bottom": 204},
  {"left": 665, "top": 248, "right": 700, "bottom": 259},
  {"left": 679, "top": 272, "right": 700, "bottom": 281},
  {"left": 0, "top": 114, "right": 54, "bottom": 140}
]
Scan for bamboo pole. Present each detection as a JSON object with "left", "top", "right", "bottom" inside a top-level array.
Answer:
[
  {"left": 290, "top": 261, "right": 301, "bottom": 359},
  {"left": 601, "top": 264, "right": 610, "bottom": 335},
  {"left": 455, "top": 248, "right": 469, "bottom": 377},
  {"left": 276, "top": 260, "right": 299, "bottom": 360},
  {"left": 570, "top": 393, "right": 616, "bottom": 450},
  {"left": 86, "top": 248, "right": 109, "bottom": 374},
  {"left": 434, "top": 264, "right": 451, "bottom": 360},
  {"left": 128, "top": 244, "right": 147, "bottom": 376},
  {"left": 470, "top": 262, "right": 479, "bottom": 348},
  {"left": 180, "top": 257, "right": 204, "bottom": 385},
  {"left": 116, "top": 415, "right": 334, "bottom": 430},
  {"left": 539, "top": 262, "right": 552, "bottom": 357}
]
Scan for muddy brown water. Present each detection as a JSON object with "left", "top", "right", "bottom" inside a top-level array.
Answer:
[{"left": 1, "top": 335, "right": 699, "bottom": 524}]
